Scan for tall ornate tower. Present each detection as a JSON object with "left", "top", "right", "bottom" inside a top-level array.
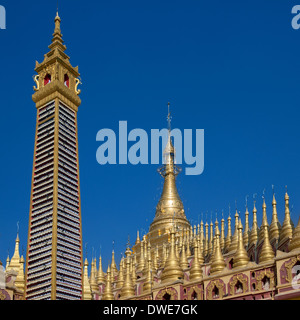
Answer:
[{"left": 25, "top": 12, "right": 83, "bottom": 300}]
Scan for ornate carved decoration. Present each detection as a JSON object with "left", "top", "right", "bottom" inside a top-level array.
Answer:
[
  {"left": 155, "top": 287, "right": 178, "bottom": 300},
  {"left": 75, "top": 78, "right": 82, "bottom": 95},
  {"left": 283, "top": 255, "right": 300, "bottom": 283},
  {"left": 206, "top": 279, "right": 225, "bottom": 300},
  {"left": 255, "top": 269, "right": 275, "bottom": 291},
  {"left": 33, "top": 75, "right": 40, "bottom": 91},
  {"left": 228, "top": 273, "right": 248, "bottom": 295},
  {"left": 187, "top": 285, "right": 202, "bottom": 300}
]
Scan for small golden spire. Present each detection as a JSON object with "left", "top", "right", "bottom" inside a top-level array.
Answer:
[
  {"left": 220, "top": 215, "right": 225, "bottom": 252},
  {"left": 249, "top": 201, "right": 259, "bottom": 246},
  {"left": 204, "top": 222, "right": 209, "bottom": 256},
  {"left": 143, "top": 248, "right": 153, "bottom": 292},
  {"left": 5, "top": 255, "right": 10, "bottom": 270},
  {"left": 6, "top": 233, "right": 21, "bottom": 273},
  {"left": 289, "top": 217, "right": 300, "bottom": 252},
  {"left": 269, "top": 193, "right": 281, "bottom": 242},
  {"left": 243, "top": 200, "right": 250, "bottom": 247},
  {"left": 143, "top": 241, "right": 151, "bottom": 276},
  {"left": 111, "top": 250, "right": 118, "bottom": 275},
  {"left": 228, "top": 210, "right": 239, "bottom": 252},
  {"left": 161, "top": 242, "right": 166, "bottom": 266},
  {"left": 90, "top": 258, "right": 98, "bottom": 292},
  {"left": 210, "top": 222, "right": 226, "bottom": 274},
  {"left": 180, "top": 242, "right": 189, "bottom": 270},
  {"left": 120, "top": 247, "right": 135, "bottom": 298},
  {"left": 131, "top": 256, "right": 137, "bottom": 286},
  {"left": 97, "top": 255, "right": 105, "bottom": 285},
  {"left": 189, "top": 237, "right": 203, "bottom": 281},
  {"left": 258, "top": 197, "right": 269, "bottom": 243},
  {"left": 82, "top": 259, "right": 92, "bottom": 300},
  {"left": 137, "top": 240, "right": 145, "bottom": 271},
  {"left": 116, "top": 258, "right": 124, "bottom": 289},
  {"left": 135, "top": 230, "right": 141, "bottom": 245},
  {"left": 197, "top": 233, "right": 204, "bottom": 264},
  {"left": 186, "top": 229, "right": 192, "bottom": 257},
  {"left": 279, "top": 191, "right": 294, "bottom": 244},
  {"left": 224, "top": 214, "right": 232, "bottom": 253},
  {"left": 208, "top": 220, "right": 214, "bottom": 255},
  {"left": 161, "top": 225, "right": 184, "bottom": 283},
  {"left": 153, "top": 245, "right": 159, "bottom": 270},
  {"left": 233, "top": 220, "right": 249, "bottom": 268},
  {"left": 175, "top": 235, "right": 179, "bottom": 259},
  {"left": 15, "top": 256, "right": 25, "bottom": 292},
  {"left": 102, "top": 265, "right": 114, "bottom": 300},
  {"left": 258, "top": 219, "right": 275, "bottom": 263},
  {"left": 200, "top": 220, "right": 204, "bottom": 253}
]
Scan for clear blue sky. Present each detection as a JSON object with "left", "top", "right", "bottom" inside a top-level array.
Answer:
[{"left": 1, "top": 0, "right": 300, "bottom": 271}]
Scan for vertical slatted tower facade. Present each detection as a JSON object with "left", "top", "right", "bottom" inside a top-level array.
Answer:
[{"left": 25, "top": 13, "right": 83, "bottom": 300}]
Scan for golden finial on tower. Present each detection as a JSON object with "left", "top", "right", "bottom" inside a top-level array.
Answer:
[{"left": 97, "top": 255, "right": 105, "bottom": 285}]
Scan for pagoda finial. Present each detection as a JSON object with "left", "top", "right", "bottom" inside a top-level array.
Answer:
[
  {"left": 48, "top": 10, "right": 66, "bottom": 52},
  {"left": 167, "top": 102, "right": 172, "bottom": 132}
]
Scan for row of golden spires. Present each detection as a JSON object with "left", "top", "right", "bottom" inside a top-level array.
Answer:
[{"left": 82, "top": 191, "right": 300, "bottom": 299}]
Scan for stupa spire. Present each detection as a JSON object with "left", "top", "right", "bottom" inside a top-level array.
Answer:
[
  {"left": 259, "top": 219, "right": 275, "bottom": 263},
  {"left": 149, "top": 104, "right": 190, "bottom": 238},
  {"left": 269, "top": 190, "right": 281, "bottom": 242},
  {"left": 210, "top": 221, "right": 226, "bottom": 274},
  {"left": 279, "top": 190, "right": 294, "bottom": 244},
  {"left": 233, "top": 220, "right": 249, "bottom": 268},
  {"left": 249, "top": 200, "right": 259, "bottom": 246}
]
